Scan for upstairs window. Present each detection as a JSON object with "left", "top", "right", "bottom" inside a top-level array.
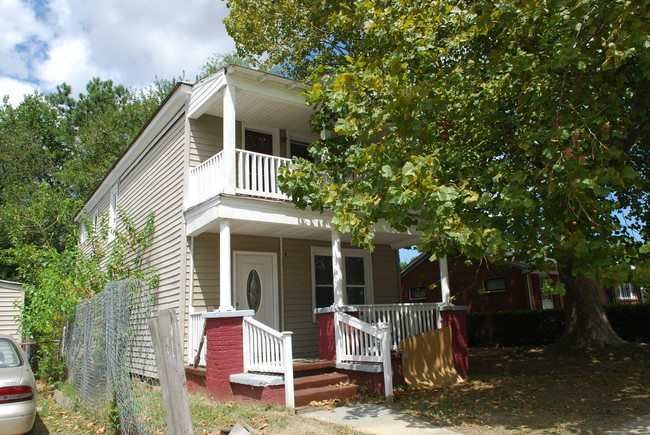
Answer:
[{"left": 289, "top": 139, "right": 313, "bottom": 162}]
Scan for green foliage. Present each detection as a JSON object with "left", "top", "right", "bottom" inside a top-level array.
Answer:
[
  {"left": 229, "top": 0, "right": 648, "bottom": 346},
  {"left": 196, "top": 51, "right": 256, "bottom": 80},
  {"left": 49, "top": 79, "right": 163, "bottom": 200},
  {"left": 16, "top": 210, "right": 156, "bottom": 382}
]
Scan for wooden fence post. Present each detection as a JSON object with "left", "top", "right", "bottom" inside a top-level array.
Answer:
[{"left": 149, "top": 308, "right": 194, "bottom": 435}]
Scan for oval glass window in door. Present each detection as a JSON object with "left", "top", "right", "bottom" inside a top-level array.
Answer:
[{"left": 246, "top": 269, "right": 262, "bottom": 311}]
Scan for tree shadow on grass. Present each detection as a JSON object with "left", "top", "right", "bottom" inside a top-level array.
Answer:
[{"left": 393, "top": 344, "right": 649, "bottom": 434}]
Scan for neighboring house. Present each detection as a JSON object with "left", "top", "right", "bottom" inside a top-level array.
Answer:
[
  {"left": 401, "top": 253, "right": 643, "bottom": 312},
  {"left": 0, "top": 280, "right": 24, "bottom": 341},
  {"left": 77, "top": 66, "right": 467, "bottom": 405},
  {"left": 401, "top": 253, "right": 563, "bottom": 313}
]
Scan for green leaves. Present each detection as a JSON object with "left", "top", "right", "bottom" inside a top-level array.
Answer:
[{"left": 229, "top": 0, "right": 648, "bottom": 285}]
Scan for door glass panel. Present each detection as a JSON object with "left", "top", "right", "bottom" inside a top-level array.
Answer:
[
  {"left": 246, "top": 269, "right": 262, "bottom": 311},
  {"left": 245, "top": 130, "right": 273, "bottom": 155}
]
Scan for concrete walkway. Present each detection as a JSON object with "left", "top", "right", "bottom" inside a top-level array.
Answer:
[
  {"left": 305, "top": 403, "right": 460, "bottom": 435},
  {"left": 603, "top": 415, "right": 650, "bottom": 434},
  {"left": 306, "top": 405, "right": 650, "bottom": 435}
]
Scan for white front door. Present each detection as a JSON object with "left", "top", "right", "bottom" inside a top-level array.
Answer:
[{"left": 234, "top": 252, "right": 279, "bottom": 329}]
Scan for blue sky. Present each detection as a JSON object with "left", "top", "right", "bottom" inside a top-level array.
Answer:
[{"left": 1, "top": 0, "right": 235, "bottom": 104}]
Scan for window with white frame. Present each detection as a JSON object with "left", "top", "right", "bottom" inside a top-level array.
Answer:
[
  {"left": 311, "top": 247, "right": 372, "bottom": 308},
  {"left": 79, "top": 222, "right": 87, "bottom": 244},
  {"left": 617, "top": 283, "right": 638, "bottom": 301},
  {"left": 108, "top": 186, "right": 118, "bottom": 241}
]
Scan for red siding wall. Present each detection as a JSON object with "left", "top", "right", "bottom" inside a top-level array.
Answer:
[{"left": 402, "top": 258, "right": 532, "bottom": 313}]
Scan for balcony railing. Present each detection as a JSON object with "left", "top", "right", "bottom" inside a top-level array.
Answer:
[{"left": 187, "top": 149, "right": 290, "bottom": 208}]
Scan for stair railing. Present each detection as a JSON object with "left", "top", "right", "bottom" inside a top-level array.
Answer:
[
  {"left": 242, "top": 316, "right": 294, "bottom": 408},
  {"left": 356, "top": 303, "right": 442, "bottom": 350},
  {"left": 334, "top": 312, "right": 393, "bottom": 401}
]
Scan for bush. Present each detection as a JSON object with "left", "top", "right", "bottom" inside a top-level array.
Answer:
[
  {"left": 606, "top": 304, "right": 650, "bottom": 343},
  {"left": 467, "top": 304, "right": 649, "bottom": 346}
]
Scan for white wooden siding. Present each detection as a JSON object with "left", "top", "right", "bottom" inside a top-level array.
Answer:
[
  {"left": 107, "top": 111, "right": 187, "bottom": 377},
  {"left": 0, "top": 281, "right": 23, "bottom": 340},
  {"left": 189, "top": 115, "right": 222, "bottom": 168}
]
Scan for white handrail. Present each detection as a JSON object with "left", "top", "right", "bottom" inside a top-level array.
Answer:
[
  {"left": 335, "top": 312, "right": 393, "bottom": 401},
  {"left": 356, "top": 303, "right": 442, "bottom": 349},
  {"left": 242, "top": 317, "right": 294, "bottom": 408}
]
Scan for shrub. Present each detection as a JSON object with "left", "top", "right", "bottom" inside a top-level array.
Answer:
[{"left": 467, "top": 304, "right": 649, "bottom": 346}]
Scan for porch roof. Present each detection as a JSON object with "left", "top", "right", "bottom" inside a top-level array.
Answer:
[
  {"left": 188, "top": 65, "right": 313, "bottom": 137},
  {"left": 184, "top": 194, "right": 420, "bottom": 249}
]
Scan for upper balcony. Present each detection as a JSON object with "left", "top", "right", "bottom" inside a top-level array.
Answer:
[{"left": 187, "top": 148, "right": 291, "bottom": 208}]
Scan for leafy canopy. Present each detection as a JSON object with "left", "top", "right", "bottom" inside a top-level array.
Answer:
[{"left": 228, "top": 0, "right": 649, "bottom": 287}]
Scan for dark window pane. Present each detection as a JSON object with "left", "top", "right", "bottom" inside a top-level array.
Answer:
[
  {"left": 315, "top": 255, "right": 333, "bottom": 285},
  {"left": 290, "top": 140, "right": 313, "bottom": 161},
  {"left": 345, "top": 257, "right": 365, "bottom": 285},
  {"left": 483, "top": 277, "right": 506, "bottom": 292},
  {"left": 346, "top": 287, "right": 365, "bottom": 305},
  {"left": 316, "top": 286, "right": 334, "bottom": 308}
]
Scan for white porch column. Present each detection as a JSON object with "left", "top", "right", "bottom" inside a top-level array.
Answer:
[
  {"left": 223, "top": 84, "right": 237, "bottom": 195},
  {"left": 440, "top": 255, "right": 451, "bottom": 305},
  {"left": 331, "top": 231, "right": 344, "bottom": 307},
  {"left": 219, "top": 220, "right": 234, "bottom": 311}
]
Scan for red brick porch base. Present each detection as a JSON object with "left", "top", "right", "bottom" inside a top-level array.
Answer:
[
  {"left": 203, "top": 310, "right": 254, "bottom": 400},
  {"left": 440, "top": 306, "right": 469, "bottom": 378}
]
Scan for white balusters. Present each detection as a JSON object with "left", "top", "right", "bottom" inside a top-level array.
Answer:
[
  {"left": 242, "top": 317, "right": 294, "bottom": 408},
  {"left": 356, "top": 303, "right": 442, "bottom": 350}
]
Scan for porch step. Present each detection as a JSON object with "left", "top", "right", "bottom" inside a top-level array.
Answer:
[
  {"left": 294, "top": 383, "right": 359, "bottom": 407},
  {"left": 293, "top": 358, "right": 336, "bottom": 377},
  {"left": 294, "top": 372, "right": 349, "bottom": 390}
]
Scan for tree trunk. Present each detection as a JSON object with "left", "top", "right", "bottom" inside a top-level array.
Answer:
[{"left": 555, "top": 264, "right": 626, "bottom": 352}]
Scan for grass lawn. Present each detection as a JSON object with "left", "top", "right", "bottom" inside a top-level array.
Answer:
[
  {"left": 389, "top": 344, "right": 650, "bottom": 434},
  {"left": 29, "top": 343, "right": 649, "bottom": 434},
  {"left": 29, "top": 383, "right": 360, "bottom": 434}
]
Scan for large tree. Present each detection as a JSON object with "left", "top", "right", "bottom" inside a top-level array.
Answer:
[{"left": 226, "top": 0, "right": 649, "bottom": 349}]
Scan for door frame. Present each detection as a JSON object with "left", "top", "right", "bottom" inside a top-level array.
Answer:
[{"left": 233, "top": 251, "right": 279, "bottom": 329}]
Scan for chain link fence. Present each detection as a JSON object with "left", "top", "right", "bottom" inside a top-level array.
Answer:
[{"left": 64, "top": 279, "right": 166, "bottom": 434}]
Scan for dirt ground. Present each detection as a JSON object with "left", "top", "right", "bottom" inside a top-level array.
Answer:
[{"left": 391, "top": 344, "right": 650, "bottom": 434}]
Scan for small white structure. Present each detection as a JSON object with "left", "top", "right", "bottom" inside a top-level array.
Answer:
[{"left": 0, "top": 280, "right": 24, "bottom": 341}]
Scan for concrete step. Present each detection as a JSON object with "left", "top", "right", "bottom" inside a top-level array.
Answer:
[
  {"left": 294, "top": 384, "right": 359, "bottom": 407},
  {"left": 294, "top": 372, "right": 349, "bottom": 390}
]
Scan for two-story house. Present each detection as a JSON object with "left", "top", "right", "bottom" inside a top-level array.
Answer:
[{"left": 78, "top": 66, "right": 467, "bottom": 405}]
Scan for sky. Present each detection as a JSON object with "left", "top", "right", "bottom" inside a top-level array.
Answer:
[{"left": 0, "top": 0, "right": 235, "bottom": 105}]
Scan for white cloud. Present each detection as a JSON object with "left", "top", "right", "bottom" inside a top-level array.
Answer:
[
  {"left": 0, "top": 0, "right": 235, "bottom": 101},
  {"left": 0, "top": 77, "right": 36, "bottom": 105},
  {"left": 0, "top": 0, "right": 51, "bottom": 78}
]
